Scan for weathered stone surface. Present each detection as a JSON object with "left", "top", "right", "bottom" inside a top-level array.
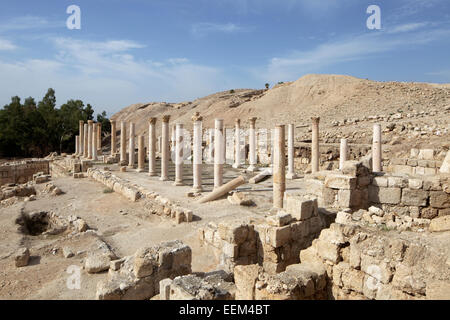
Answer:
[
  {"left": 325, "top": 174, "right": 356, "bottom": 190},
  {"left": 85, "top": 254, "right": 111, "bottom": 273},
  {"left": 286, "top": 194, "right": 318, "bottom": 221},
  {"left": 429, "top": 191, "right": 450, "bottom": 208},
  {"left": 369, "top": 186, "right": 401, "bottom": 204},
  {"left": 15, "top": 247, "right": 30, "bottom": 267},
  {"left": 234, "top": 264, "right": 261, "bottom": 300},
  {"left": 429, "top": 216, "right": 450, "bottom": 232},
  {"left": 440, "top": 151, "right": 450, "bottom": 173},
  {"left": 401, "top": 189, "right": 428, "bottom": 206}
]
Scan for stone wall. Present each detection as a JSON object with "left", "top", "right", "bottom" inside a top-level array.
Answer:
[
  {"left": 87, "top": 168, "right": 194, "bottom": 224},
  {"left": 0, "top": 159, "right": 49, "bottom": 186},
  {"left": 199, "top": 194, "right": 329, "bottom": 275},
  {"left": 386, "top": 148, "right": 446, "bottom": 175},
  {"left": 96, "top": 240, "right": 192, "bottom": 300},
  {"left": 299, "top": 223, "right": 450, "bottom": 299}
]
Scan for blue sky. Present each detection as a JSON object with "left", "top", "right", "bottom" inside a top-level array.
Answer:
[{"left": 0, "top": 0, "right": 449, "bottom": 115}]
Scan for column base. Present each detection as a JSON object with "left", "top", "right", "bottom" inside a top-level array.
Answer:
[
  {"left": 191, "top": 187, "right": 203, "bottom": 193},
  {"left": 246, "top": 165, "right": 257, "bottom": 172},
  {"left": 148, "top": 172, "right": 157, "bottom": 177},
  {"left": 174, "top": 181, "right": 184, "bottom": 186},
  {"left": 160, "top": 176, "right": 169, "bottom": 181},
  {"left": 232, "top": 163, "right": 242, "bottom": 169},
  {"left": 286, "top": 172, "right": 298, "bottom": 180},
  {"left": 137, "top": 168, "right": 145, "bottom": 173}
]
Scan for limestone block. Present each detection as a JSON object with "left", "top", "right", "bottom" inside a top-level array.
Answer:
[
  {"left": 408, "top": 178, "right": 423, "bottom": 190},
  {"left": 401, "top": 189, "right": 429, "bottom": 206},
  {"left": 393, "top": 165, "right": 413, "bottom": 175},
  {"left": 234, "top": 264, "right": 261, "bottom": 300},
  {"left": 440, "top": 151, "right": 450, "bottom": 173},
  {"left": 388, "top": 176, "right": 408, "bottom": 188},
  {"left": 14, "top": 247, "right": 30, "bottom": 267},
  {"left": 429, "top": 216, "right": 450, "bottom": 232},
  {"left": 418, "top": 149, "right": 434, "bottom": 160},
  {"left": 372, "top": 176, "right": 388, "bottom": 187},
  {"left": 266, "top": 225, "right": 291, "bottom": 248},
  {"left": 286, "top": 194, "right": 318, "bottom": 221},
  {"left": 266, "top": 212, "right": 292, "bottom": 227},
  {"left": 290, "top": 220, "right": 309, "bottom": 240},
  {"left": 316, "top": 239, "right": 340, "bottom": 264},
  {"left": 430, "top": 191, "right": 450, "bottom": 208},
  {"left": 324, "top": 174, "right": 356, "bottom": 190},
  {"left": 369, "top": 186, "right": 401, "bottom": 204}
]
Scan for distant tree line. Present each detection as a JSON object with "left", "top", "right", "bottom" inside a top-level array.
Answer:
[{"left": 0, "top": 88, "right": 110, "bottom": 158}]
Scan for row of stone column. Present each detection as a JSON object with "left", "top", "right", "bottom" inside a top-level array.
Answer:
[
  {"left": 105, "top": 116, "right": 382, "bottom": 208},
  {"left": 75, "top": 120, "right": 102, "bottom": 160}
]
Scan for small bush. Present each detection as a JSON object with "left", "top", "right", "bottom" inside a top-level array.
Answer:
[
  {"left": 230, "top": 89, "right": 235, "bottom": 94},
  {"left": 103, "top": 188, "right": 113, "bottom": 194}
]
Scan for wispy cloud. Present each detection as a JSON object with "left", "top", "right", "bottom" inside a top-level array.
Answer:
[
  {"left": 0, "top": 37, "right": 228, "bottom": 112},
  {"left": 261, "top": 26, "right": 450, "bottom": 82},
  {"left": 387, "top": 22, "right": 430, "bottom": 34},
  {"left": 0, "top": 15, "right": 63, "bottom": 32},
  {"left": 191, "top": 22, "right": 250, "bottom": 37},
  {"left": 0, "top": 38, "right": 16, "bottom": 50}
]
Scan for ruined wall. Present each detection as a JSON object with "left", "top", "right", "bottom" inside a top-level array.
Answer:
[
  {"left": 386, "top": 148, "right": 446, "bottom": 175},
  {"left": 299, "top": 223, "right": 450, "bottom": 300},
  {"left": 0, "top": 159, "right": 49, "bottom": 186}
]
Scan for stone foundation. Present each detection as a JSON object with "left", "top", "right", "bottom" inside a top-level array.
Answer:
[{"left": 0, "top": 159, "right": 50, "bottom": 185}]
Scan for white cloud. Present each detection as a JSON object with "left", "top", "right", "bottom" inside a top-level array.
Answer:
[
  {"left": 191, "top": 22, "right": 250, "bottom": 37},
  {"left": 0, "top": 38, "right": 16, "bottom": 50},
  {"left": 0, "top": 37, "right": 228, "bottom": 115},
  {"left": 261, "top": 27, "right": 450, "bottom": 82},
  {"left": 0, "top": 15, "right": 62, "bottom": 32},
  {"left": 387, "top": 22, "right": 430, "bottom": 34}
]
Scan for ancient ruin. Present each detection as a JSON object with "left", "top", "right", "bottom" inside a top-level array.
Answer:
[{"left": 1, "top": 75, "right": 449, "bottom": 301}]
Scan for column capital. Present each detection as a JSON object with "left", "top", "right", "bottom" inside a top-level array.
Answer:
[
  {"left": 249, "top": 117, "right": 257, "bottom": 125},
  {"left": 79, "top": 120, "right": 85, "bottom": 125},
  {"left": 162, "top": 115, "right": 171, "bottom": 123},
  {"left": 149, "top": 117, "right": 157, "bottom": 125},
  {"left": 311, "top": 117, "right": 320, "bottom": 124},
  {"left": 110, "top": 119, "right": 116, "bottom": 124},
  {"left": 88, "top": 120, "right": 94, "bottom": 124},
  {"left": 192, "top": 112, "right": 203, "bottom": 122},
  {"left": 235, "top": 119, "right": 241, "bottom": 126}
]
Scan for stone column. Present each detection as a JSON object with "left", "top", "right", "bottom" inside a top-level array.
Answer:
[
  {"left": 160, "top": 115, "right": 170, "bottom": 181},
  {"left": 137, "top": 135, "right": 145, "bottom": 172},
  {"left": 192, "top": 113, "right": 203, "bottom": 192},
  {"left": 128, "top": 122, "right": 136, "bottom": 168},
  {"left": 120, "top": 121, "right": 127, "bottom": 165},
  {"left": 339, "top": 138, "right": 348, "bottom": 170},
  {"left": 87, "top": 120, "right": 93, "bottom": 159},
  {"left": 214, "top": 119, "right": 224, "bottom": 189},
  {"left": 148, "top": 118, "right": 157, "bottom": 176},
  {"left": 79, "top": 121, "right": 84, "bottom": 156},
  {"left": 233, "top": 119, "right": 241, "bottom": 168},
  {"left": 248, "top": 117, "right": 257, "bottom": 172},
  {"left": 83, "top": 124, "right": 88, "bottom": 158},
  {"left": 273, "top": 125, "right": 286, "bottom": 209},
  {"left": 92, "top": 123, "right": 98, "bottom": 161},
  {"left": 174, "top": 123, "right": 184, "bottom": 186},
  {"left": 97, "top": 123, "right": 102, "bottom": 152},
  {"left": 110, "top": 120, "right": 117, "bottom": 156},
  {"left": 75, "top": 135, "right": 79, "bottom": 155},
  {"left": 207, "top": 129, "right": 214, "bottom": 164},
  {"left": 311, "top": 117, "right": 320, "bottom": 173},
  {"left": 171, "top": 124, "right": 176, "bottom": 155},
  {"left": 372, "top": 124, "right": 382, "bottom": 173},
  {"left": 286, "top": 124, "right": 297, "bottom": 179}
]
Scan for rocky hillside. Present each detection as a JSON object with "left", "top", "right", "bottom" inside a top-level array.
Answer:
[{"left": 111, "top": 74, "right": 450, "bottom": 152}]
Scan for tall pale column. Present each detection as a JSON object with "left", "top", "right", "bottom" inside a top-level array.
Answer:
[
  {"left": 233, "top": 119, "right": 242, "bottom": 168},
  {"left": 207, "top": 129, "right": 214, "bottom": 164},
  {"left": 214, "top": 119, "right": 225, "bottom": 189},
  {"left": 311, "top": 117, "right": 320, "bottom": 173},
  {"left": 174, "top": 123, "right": 184, "bottom": 186},
  {"left": 286, "top": 124, "right": 297, "bottom": 179},
  {"left": 248, "top": 117, "right": 257, "bottom": 172},
  {"left": 87, "top": 120, "right": 93, "bottom": 159},
  {"left": 83, "top": 124, "right": 88, "bottom": 158},
  {"left": 97, "top": 123, "right": 102, "bottom": 151},
  {"left": 75, "top": 135, "right": 79, "bottom": 155},
  {"left": 128, "top": 122, "right": 136, "bottom": 168},
  {"left": 192, "top": 113, "right": 203, "bottom": 192},
  {"left": 79, "top": 121, "right": 84, "bottom": 155},
  {"left": 372, "top": 124, "right": 382, "bottom": 173},
  {"left": 137, "top": 135, "right": 145, "bottom": 172},
  {"left": 171, "top": 124, "right": 176, "bottom": 156},
  {"left": 160, "top": 115, "right": 170, "bottom": 181},
  {"left": 148, "top": 118, "right": 157, "bottom": 176},
  {"left": 120, "top": 121, "right": 127, "bottom": 165},
  {"left": 92, "top": 124, "right": 98, "bottom": 161},
  {"left": 110, "top": 120, "right": 117, "bottom": 156},
  {"left": 273, "top": 125, "right": 286, "bottom": 209},
  {"left": 339, "top": 138, "right": 348, "bottom": 170}
]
